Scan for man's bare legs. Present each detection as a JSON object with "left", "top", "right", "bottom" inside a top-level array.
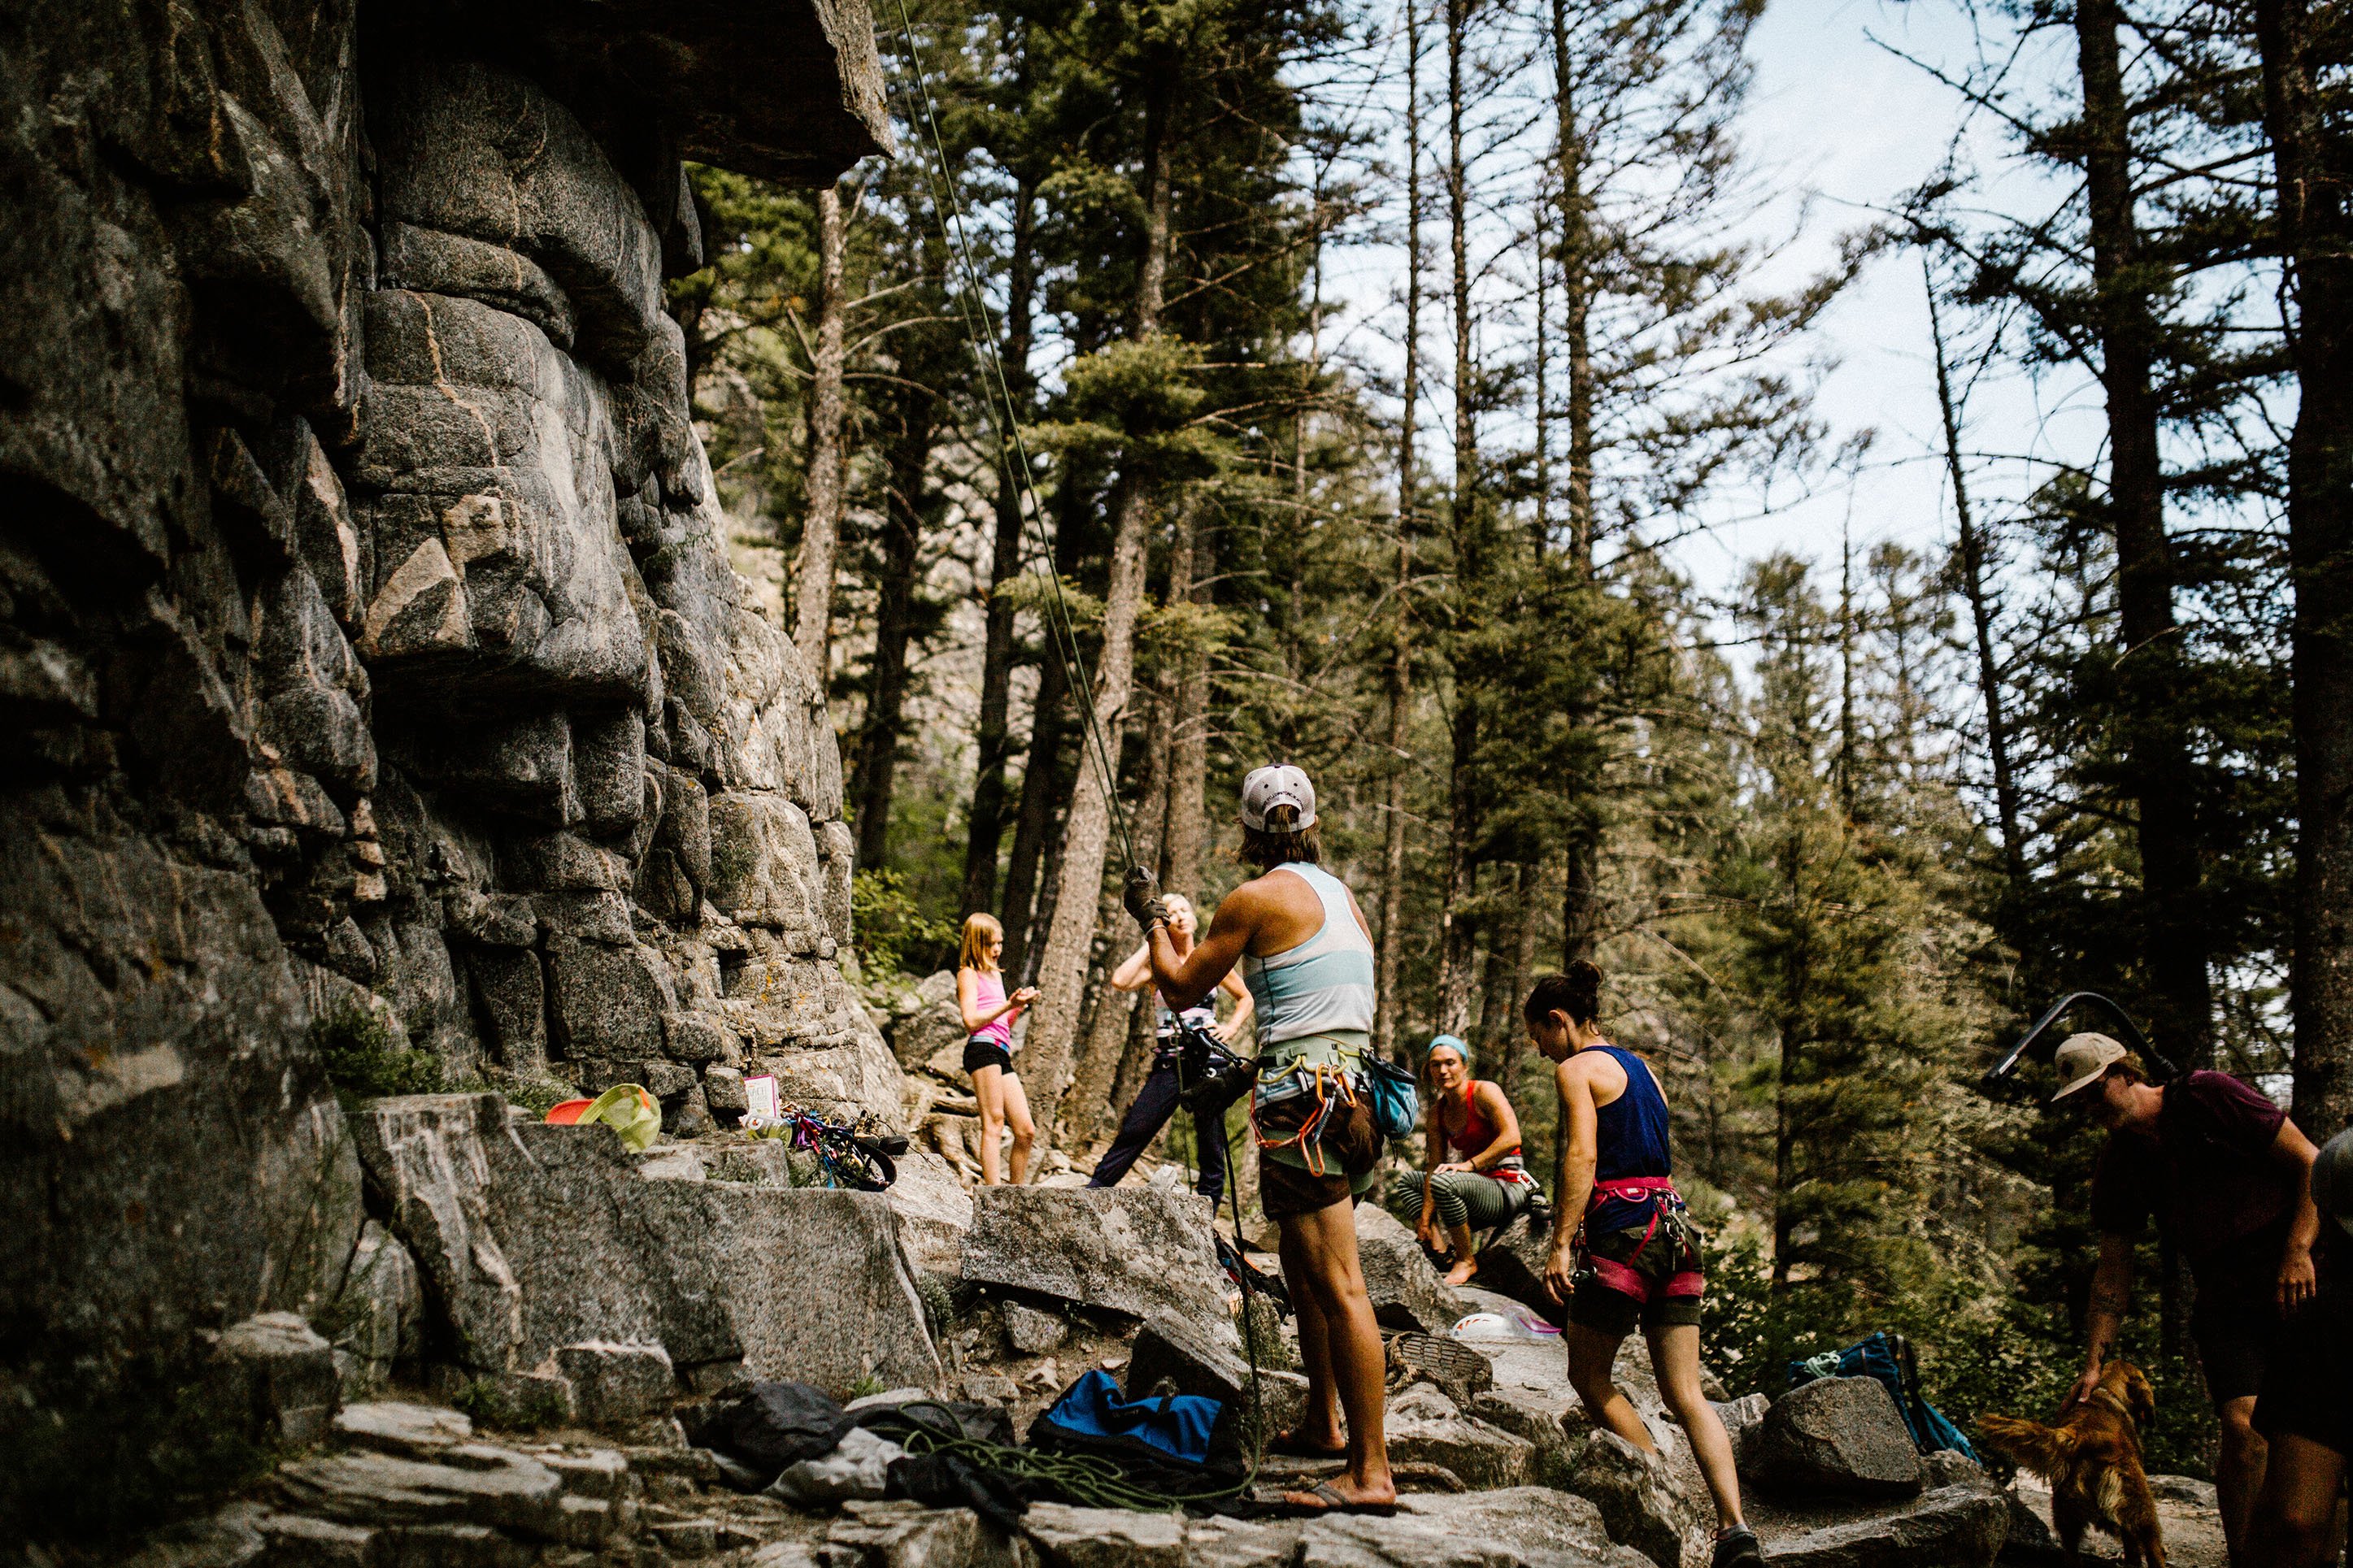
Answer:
[
  {"left": 972, "top": 1066, "right": 1036, "bottom": 1185},
  {"left": 2214, "top": 1395, "right": 2266, "bottom": 1566},
  {"left": 1277, "top": 1198, "right": 1394, "bottom": 1506},
  {"left": 2248, "top": 1431, "right": 2346, "bottom": 1568}
]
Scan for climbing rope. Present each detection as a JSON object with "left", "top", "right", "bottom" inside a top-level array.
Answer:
[{"left": 882, "top": 0, "right": 1137, "bottom": 870}]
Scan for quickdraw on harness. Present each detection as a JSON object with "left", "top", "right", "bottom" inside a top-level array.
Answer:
[
  {"left": 1577, "top": 1176, "right": 1703, "bottom": 1305},
  {"left": 1247, "top": 1058, "right": 1363, "bottom": 1177}
]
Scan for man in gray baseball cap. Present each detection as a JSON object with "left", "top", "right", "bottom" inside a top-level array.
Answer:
[
  {"left": 2251, "top": 1127, "right": 2352, "bottom": 1566},
  {"left": 2053, "top": 1032, "right": 2325, "bottom": 1561}
]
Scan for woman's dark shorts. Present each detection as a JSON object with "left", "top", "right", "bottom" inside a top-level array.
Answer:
[
  {"left": 1258, "top": 1093, "right": 1381, "bottom": 1222},
  {"left": 1568, "top": 1218, "right": 1706, "bottom": 1337},
  {"left": 963, "top": 1039, "right": 1014, "bottom": 1075}
]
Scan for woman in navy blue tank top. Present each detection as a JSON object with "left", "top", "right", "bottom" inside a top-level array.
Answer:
[{"left": 1527, "top": 963, "right": 1761, "bottom": 1568}]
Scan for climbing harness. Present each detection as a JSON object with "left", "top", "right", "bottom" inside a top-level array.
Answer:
[
  {"left": 884, "top": 0, "right": 1136, "bottom": 871},
  {"left": 1576, "top": 1177, "right": 1703, "bottom": 1307}
]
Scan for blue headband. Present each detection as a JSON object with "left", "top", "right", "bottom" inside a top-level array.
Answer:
[{"left": 1424, "top": 1034, "right": 1468, "bottom": 1062}]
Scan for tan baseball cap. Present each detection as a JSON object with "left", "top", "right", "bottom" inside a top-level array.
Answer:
[{"left": 2050, "top": 1032, "right": 2129, "bottom": 1102}]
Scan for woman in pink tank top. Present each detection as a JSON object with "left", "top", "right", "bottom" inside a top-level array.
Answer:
[{"left": 956, "top": 913, "right": 1038, "bottom": 1185}]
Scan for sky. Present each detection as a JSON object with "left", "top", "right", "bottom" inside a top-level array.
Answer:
[{"left": 1313, "top": 0, "right": 2107, "bottom": 618}]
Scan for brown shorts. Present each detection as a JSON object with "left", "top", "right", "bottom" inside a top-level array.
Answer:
[{"left": 1257, "top": 1092, "right": 1381, "bottom": 1222}]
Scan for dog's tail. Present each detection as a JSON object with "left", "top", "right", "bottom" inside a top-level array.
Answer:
[{"left": 1977, "top": 1413, "right": 2074, "bottom": 1481}]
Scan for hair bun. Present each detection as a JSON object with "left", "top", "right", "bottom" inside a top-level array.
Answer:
[{"left": 1564, "top": 959, "right": 1602, "bottom": 1019}]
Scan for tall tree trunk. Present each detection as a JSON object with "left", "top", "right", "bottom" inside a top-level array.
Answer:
[
  {"left": 852, "top": 386, "right": 936, "bottom": 869},
  {"left": 2259, "top": 0, "right": 2353, "bottom": 1135},
  {"left": 1551, "top": 0, "right": 1602, "bottom": 966},
  {"left": 2075, "top": 0, "right": 2208, "bottom": 1366},
  {"left": 1023, "top": 64, "right": 1177, "bottom": 1148},
  {"left": 1002, "top": 636, "right": 1070, "bottom": 977},
  {"left": 1160, "top": 533, "right": 1214, "bottom": 901},
  {"left": 1552, "top": 0, "right": 1595, "bottom": 572},
  {"left": 2074, "top": 0, "right": 2212, "bottom": 1076},
  {"left": 1474, "top": 866, "right": 1533, "bottom": 1060},
  {"left": 794, "top": 185, "right": 848, "bottom": 685},
  {"left": 1929, "top": 263, "right": 2024, "bottom": 882},
  {"left": 1433, "top": 0, "right": 1480, "bottom": 1037},
  {"left": 962, "top": 176, "right": 1040, "bottom": 917},
  {"left": 1374, "top": 0, "right": 1424, "bottom": 1066},
  {"left": 1067, "top": 640, "right": 1179, "bottom": 1150}
]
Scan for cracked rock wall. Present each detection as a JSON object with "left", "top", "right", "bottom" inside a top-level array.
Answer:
[{"left": 0, "top": 0, "right": 893, "bottom": 1488}]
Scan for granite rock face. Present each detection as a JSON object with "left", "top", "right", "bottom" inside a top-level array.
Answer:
[
  {"left": 1355, "top": 1203, "right": 1472, "bottom": 1335},
  {"left": 960, "top": 1186, "right": 1237, "bottom": 1339},
  {"left": 0, "top": 0, "right": 886, "bottom": 1530},
  {"left": 1751, "top": 1378, "right": 1925, "bottom": 1500}
]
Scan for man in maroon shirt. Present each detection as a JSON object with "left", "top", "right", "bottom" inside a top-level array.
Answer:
[{"left": 2053, "top": 1032, "right": 2324, "bottom": 1565}]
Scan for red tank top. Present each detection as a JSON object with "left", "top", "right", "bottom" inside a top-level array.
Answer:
[{"left": 1444, "top": 1081, "right": 1521, "bottom": 1163}]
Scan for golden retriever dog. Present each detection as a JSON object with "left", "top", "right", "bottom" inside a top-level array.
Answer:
[{"left": 1980, "top": 1362, "right": 2166, "bottom": 1566}]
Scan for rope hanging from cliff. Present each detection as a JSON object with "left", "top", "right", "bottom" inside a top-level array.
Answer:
[{"left": 884, "top": 0, "right": 1137, "bottom": 871}]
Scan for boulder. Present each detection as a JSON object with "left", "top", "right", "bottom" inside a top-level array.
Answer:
[
  {"left": 276, "top": 1444, "right": 620, "bottom": 1547},
  {"left": 1458, "top": 1212, "right": 1568, "bottom": 1327},
  {"left": 354, "top": 290, "right": 646, "bottom": 708},
  {"left": 1004, "top": 1301, "right": 1068, "bottom": 1354},
  {"left": 1354, "top": 1204, "right": 1470, "bottom": 1335},
  {"left": 1554, "top": 1425, "right": 1708, "bottom": 1568},
  {"left": 1127, "top": 1312, "right": 1311, "bottom": 1445},
  {"left": 889, "top": 971, "right": 968, "bottom": 1073},
  {"left": 1751, "top": 1377, "right": 1924, "bottom": 1499},
  {"left": 1756, "top": 1484, "right": 2007, "bottom": 1568},
  {"left": 885, "top": 1149, "right": 975, "bottom": 1280},
  {"left": 826, "top": 1500, "right": 1029, "bottom": 1568},
  {"left": 371, "top": 59, "right": 667, "bottom": 367},
  {"left": 209, "top": 1312, "right": 341, "bottom": 1449},
  {"left": 1007, "top": 1489, "right": 1646, "bottom": 1568},
  {"left": 331, "top": 1222, "right": 424, "bottom": 1396},
  {"left": 633, "top": 1183, "right": 942, "bottom": 1398},
  {"left": 1711, "top": 1392, "right": 1769, "bottom": 1474},
  {"left": 960, "top": 1186, "right": 1233, "bottom": 1340},
  {"left": 347, "top": 1093, "right": 737, "bottom": 1376},
  {"left": 1385, "top": 1397, "right": 1540, "bottom": 1491},
  {"left": 555, "top": 1340, "right": 676, "bottom": 1427},
  {"left": 333, "top": 1401, "right": 476, "bottom": 1457},
  {"left": 707, "top": 792, "right": 824, "bottom": 939}
]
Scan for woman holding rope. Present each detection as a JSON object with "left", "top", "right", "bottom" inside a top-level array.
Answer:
[
  {"left": 1124, "top": 764, "right": 1395, "bottom": 1517},
  {"left": 1529, "top": 962, "right": 1761, "bottom": 1568},
  {"left": 1416, "top": 1035, "right": 1535, "bottom": 1287},
  {"left": 1088, "top": 893, "right": 1255, "bottom": 1201}
]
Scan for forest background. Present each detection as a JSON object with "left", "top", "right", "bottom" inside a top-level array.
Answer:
[{"left": 664, "top": 0, "right": 2353, "bottom": 1478}]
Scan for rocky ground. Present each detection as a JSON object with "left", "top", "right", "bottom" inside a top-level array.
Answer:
[{"left": 104, "top": 1079, "right": 2242, "bottom": 1568}]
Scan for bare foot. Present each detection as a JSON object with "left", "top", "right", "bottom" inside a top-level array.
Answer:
[
  {"left": 1268, "top": 1426, "right": 1348, "bottom": 1458},
  {"left": 1442, "top": 1257, "right": 1480, "bottom": 1287},
  {"left": 1281, "top": 1476, "right": 1399, "bottom": 1515}
]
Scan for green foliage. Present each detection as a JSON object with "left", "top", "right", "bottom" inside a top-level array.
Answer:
[
  {"left": 849, "top": 1374, "right": 890, "bottom": 1400},
  {"left": 311, "top": 1001, "right": 446, "bottom": 1107},
  {"left": 853, "top": 867, "right": 959, "bottom": 980}
]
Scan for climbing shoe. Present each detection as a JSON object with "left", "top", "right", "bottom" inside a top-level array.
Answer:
[{"left": 1711, "top": 1527, "right": 1764, "bottom": 1568}]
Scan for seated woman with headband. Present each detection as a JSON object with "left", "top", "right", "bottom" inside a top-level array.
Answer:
[{"left": 1415, "top": 1035, "right": 1537, "bottom": 1287}]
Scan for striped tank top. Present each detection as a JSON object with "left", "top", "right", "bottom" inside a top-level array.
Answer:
[{"left": 1243, "top": 862, "right": 1377, "bottom": 1045}]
